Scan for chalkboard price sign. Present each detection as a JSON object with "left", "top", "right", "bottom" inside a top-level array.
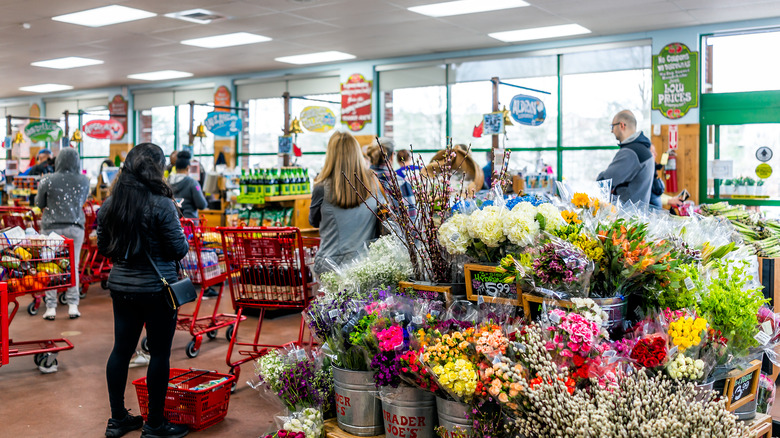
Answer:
[
  {"left": 464, "top": 263, "right": 520, "bottom": 306},
  {"left": 724, "top": 360, "right": 761, "bottom": 411}
]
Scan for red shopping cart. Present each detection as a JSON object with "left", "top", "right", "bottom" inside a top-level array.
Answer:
[
  {"left": 0, "top": 206, "right": 40, "bottom": 231},
  {"left": 147, "top": 219, "right": 245, "bottom": 359},
  {"left": 218, "top": 227, "right": 318, "bottom": 387},
  {"left": 59, "top": 200, "right": 112, "bottom": 305},
  {"left": 0, "top": 231, "right": 77, "bottom": 370}
]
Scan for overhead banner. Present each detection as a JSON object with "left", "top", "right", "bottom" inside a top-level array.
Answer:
[
  {"left": 203, "top": 111, "right": 242, "bottom": 137},
  {"left": 24, "top": 121, "right": 63, "bottom": 143},
  {"left": 214, "top": 85, "right": 231, "bottom": 112},
  {"left": 509, "top": 94, "right": 546, "bottom": 126},
  {"left": 300, "top": 106, "right": 336, "bottom": 133},
  {"left": 652, "top": 42, "right": 699, "bottom": 120},
  {"left": 108, "top": 95, "right": 128, "bottom": 140},
  {"left": 83, "top": 119, "right": 125, "bottom": 140},
  {"left": 341, "top": 73, "right": 372, "bottom": 131}
]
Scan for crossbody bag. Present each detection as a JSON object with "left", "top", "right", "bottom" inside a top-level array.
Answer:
[{"left": 144, "top": 250, "right": 197, "bottom": 310}]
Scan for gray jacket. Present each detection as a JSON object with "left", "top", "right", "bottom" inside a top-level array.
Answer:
[
  {"left": 309, "top": 182, "right": 378, "bottom": 276},
  {"left": 169, "top": 173, "right": 207, "bottom": 219},
  {"left": 35, "top": 148, "right": 90, "bottom": 230},
  {"left": 597, "top": 132, "right": 654, "bottom": 205}
]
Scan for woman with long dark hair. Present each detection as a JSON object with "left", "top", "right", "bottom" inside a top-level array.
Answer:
[{"left": 98, "top": 143, "right": 189, "bottom": 438}]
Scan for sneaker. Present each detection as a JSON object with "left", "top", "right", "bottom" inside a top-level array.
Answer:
[
  {"left": 68, "top": 304, "right": 80, "bottom": 319},
  {"left": 202, "top": 287, "right": 219, "bottom": 298},
  {"left": 43, "top": 307, "right": 56, "bottom": 321},
  {"left": 140, "top": 421, "right": 188, "bottom": 438},
  {"left": 129, "top": 351, "right": 150, "bottom": 368},
  {"left": 105, "top": 410, "right": 143, "bottom": 437},
  {"left": 38, "top": 363, "right": 58, "bottom": 374}
]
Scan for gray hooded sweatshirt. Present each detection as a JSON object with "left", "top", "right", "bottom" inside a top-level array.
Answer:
[
  {"left": 35, "top": 147, "right": 90, "bottom": 229},
  {"left": 169, "top": 173, "right": 208, "bottom": 219},
  {"left": 597, "top": 132, "right": 655, "bottom": 205}
]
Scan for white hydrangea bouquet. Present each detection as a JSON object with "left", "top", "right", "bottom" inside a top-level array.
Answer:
[{"left": 437, "top": 200, "right": 564, "bottom": 263}]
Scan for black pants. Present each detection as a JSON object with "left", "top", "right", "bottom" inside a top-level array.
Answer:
[{"left": 106, "top": 291, "right": 177, "bottom": 427}]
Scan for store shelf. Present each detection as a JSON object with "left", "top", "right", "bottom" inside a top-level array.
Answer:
[
  {"left": 299, "top": 227, "right": 318, "bottom": 233},
  {"left": 264, "top": 194, "right": 311, "bottom": 202}
]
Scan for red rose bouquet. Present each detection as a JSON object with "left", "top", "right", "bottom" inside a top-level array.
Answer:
[{"left": 629, "top": 336, "right": 667, "bottom": 369}]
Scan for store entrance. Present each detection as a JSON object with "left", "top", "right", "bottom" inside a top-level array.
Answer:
[{"left": 700, "top": 90, "right": 780, "bottom": 210}]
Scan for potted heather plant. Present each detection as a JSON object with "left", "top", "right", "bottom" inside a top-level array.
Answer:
[
  {"left": 721, "top": 179, "right": 733, "bottom": 196},
  {"left": 756, "top": 179, "right": 766, "bottom": 196},
  {"left": 745, "top": 177, "right": 757, "bottom": 196}
]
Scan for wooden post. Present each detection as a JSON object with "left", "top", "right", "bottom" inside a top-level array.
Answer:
[
  {"left": 63, "top": 110, "right": 70, "bottom": 139},
  {"left": 282, "top": 92, "right": 291, "bottom": 166},
  {"left": 188, "top": 101, "right": 195, "bottom": 146},
  {"left": 491, "top": 76, "right": 499, "bottom": 151}
]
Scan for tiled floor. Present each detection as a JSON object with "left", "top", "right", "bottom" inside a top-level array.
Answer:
[{"left": 0, "top": 283, "right": 306, "bottom": 437}]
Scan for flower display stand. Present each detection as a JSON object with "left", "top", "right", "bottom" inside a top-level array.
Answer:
[
  {"left": 398, "top": 281, "right": 463, "bottom": 306},
  {"left": 324, "top": 418, "right": 384, "bottom": 438},
  {"left": 521, "top": 293, "right": 574, "bottom": 320},
  {"left": 744, "top": 412, "right": 772, "bottom": 438},
  {"left": 711, "top": 359, "right": 762, "bottom": 420}
]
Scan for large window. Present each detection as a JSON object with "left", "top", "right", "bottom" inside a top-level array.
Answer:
[
  {"left": 138, "top": 106, "right": 176, "bottom": 155},
  {"left": 178, "top": 103, "right": 215, "bottom": 171},
  {"left": 704, "top": 29, "right": 780, "bottom": 94},
  {"left": 244, "top": 97, "right": 284, "bottom": 168}
]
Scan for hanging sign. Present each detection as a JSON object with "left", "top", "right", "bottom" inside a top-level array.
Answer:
[
  {"left": 278, "top": 136, "right": 293, "bottom": 155},
  {"left": 482, "top": 112, "right": 504, "bottom": 135},
  {"left": 203, "top": 111, "right": 242, "bottom": 137},
  {"left": 652, "top": 42, "right": 699, "bottom": 120},
  {"left": 509, "top": 94, "right": 546, "bottom": 126},
  {"left": 83, "top": 119, "right": 125, "bottom": 140},
  {"left": 300, "top": 106, "right": 336, "bottom": 133},
  {"left": 341, "top": 73, "right": 372, "bottom": 131},
  {"left": 24, "top": 121, "right": 63, "bottom": 143},
  {"left": 214, "top": 86, "right": 231, "bottom": 112},
  {"left": 108, "top": 95, "right": 128, "bottom": 140}
]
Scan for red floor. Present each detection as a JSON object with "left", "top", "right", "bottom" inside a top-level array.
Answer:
[{"left": 0, "top": 283, "right": 305, "bottom": 437}]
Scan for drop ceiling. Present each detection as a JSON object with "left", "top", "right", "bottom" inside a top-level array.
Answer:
[{"left": 0, "top": 0, "right": 778, "bottom": 99}]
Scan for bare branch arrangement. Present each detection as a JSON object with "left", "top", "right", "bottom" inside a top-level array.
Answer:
[{"left": 343, "top": 138, "right": 476, "bottom": 283}]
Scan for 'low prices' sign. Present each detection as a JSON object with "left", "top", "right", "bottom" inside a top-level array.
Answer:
[
  {"left": 652, "top": 42, "right": 699, "bottom": 120},
  {"left": 341, "top": 73, "right": 372, "bottom": 132}
]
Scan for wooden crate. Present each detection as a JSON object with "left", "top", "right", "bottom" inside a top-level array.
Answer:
[
  {"left": 744, "top": 412, "right": 772, "bottom": 438},
  {"left": 521, "top": 293, "right": 575, "bottom": 322},
  {"left": 324, "top": 418, "right": 384, "bottom": 438},
  {"left": 398, "top": 281, "right": 455, "bottom": 306}
]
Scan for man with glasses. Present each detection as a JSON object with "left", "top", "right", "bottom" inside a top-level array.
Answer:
[{"left": 597, "top": 110, "right": 654, "bottom": 204}]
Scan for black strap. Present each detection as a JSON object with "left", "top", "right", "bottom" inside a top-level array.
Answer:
[{"left": 143, "top": 250, "right": 186, "bottom": 285}]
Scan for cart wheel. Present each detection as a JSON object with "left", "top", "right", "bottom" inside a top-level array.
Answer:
[
  {"left": 226, "top": 325, "right": 235, "bottom": 342},
  {"left": 206, "top": 329, "right": 218, "bottom": 340},
  {"left": 101, "top": 279, "right": 108, "bottom": 290},
  {"left": 34, "top": 353, "right": 45, "bottom": 366},
  {"left": 141, "top": 336, "right": 149, "bottom": 353},
  {"left": 27, "top": 301, "right": 39, "bottom": 316},
  {"left": 229, "top": 368, "right": 240, "bottom": 393},
  {"left": 58, "top": 292, "right": 67, "bottom": 305},
  {"left": 185, "top": 340, "right": 199, "bottom": 358}
]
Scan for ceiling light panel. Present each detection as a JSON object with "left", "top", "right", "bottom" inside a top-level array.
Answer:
[
  {"left": 409, "top": 0, "right": 529, "bottom": 17},
  {"left": 31, "top": 56, "right": 104, "bottom": 69},
  {"left": 127, "top": 70, "right": 193, "bottom": 81},
  {"left": 489, "top": 24, "right": 591, "bottom": 42},
  {"left": 19, "top": 84, "right": 74, "bottom": 93},
  {"left": 52, "top": 5, "right": 156, "bottom": 28},
  {"left": 275, "top": 51, "right": 355, "bottom": 65},
  {"left": 181, "top": 32, "right": 271, "bottom": 48}
]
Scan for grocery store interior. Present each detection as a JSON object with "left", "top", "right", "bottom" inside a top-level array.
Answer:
[{"left": 2, "top": 0, "right": 780, "bottom": 437}]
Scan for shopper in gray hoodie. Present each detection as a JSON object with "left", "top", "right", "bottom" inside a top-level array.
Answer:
[
  {"left": 597, "top": 110, "right": 655, "bottom": 205},
  {"left": 168, "top": 150, "right": 207, "bottom": 219},
  {"left": 35, "top": 147, "right": 90, "bottom": 322}
]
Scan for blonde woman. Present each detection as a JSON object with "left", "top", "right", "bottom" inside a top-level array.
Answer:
[{"left": 309, "top": 132, "right": 381, "bottom": 276}]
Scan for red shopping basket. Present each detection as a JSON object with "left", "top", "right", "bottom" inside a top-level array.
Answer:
[{"left": 132, "top": 368, "right": 236, "bottom": 431}]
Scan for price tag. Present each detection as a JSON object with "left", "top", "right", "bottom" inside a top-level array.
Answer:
[
  {"left": 755, "top": 330, "right": 771, "bottom": 345},
  {"left": 395, "top": 314, "right": 406, "bottom": 323},
  {"left": 412, "top": 316, "right": 423, "bottom": 325},
  {"left": 431, "top": 310, "right": 440, "bottom": 318},
  {"left": 295, "top": 349, "right": 307, "bottom": 360},
  {"left": 684, "top": 277, "right": 695, "bottom": 291},
  {"left": 328, "top": 309, "right": 340, "bottom": 319},
  {"left": 761, "top": 320, "right": 773, "bottom": 336},
  {"left": 549, "top": 312, "right": 561, "bottom": 324},
  {"left": 492, "top": 355, "right": 501, "bottom": 365},
  {"left": 477, "top": 295, "right": 484, "bottom": 304}
]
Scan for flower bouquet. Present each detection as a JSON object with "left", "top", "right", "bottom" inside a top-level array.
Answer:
[
  {"left": 628, "top": 332, "right": 668, "bottom": 370},
  {"left": 265, "top": 407, "right": 323, "bottom": 438},
  {"left": 529, "top": 236, "right": 595, "bottom": 300},
  {"left": 254, "top": 347, "right": 334, "bottom": 414}
]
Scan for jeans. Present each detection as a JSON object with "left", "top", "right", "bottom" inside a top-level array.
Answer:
[
  {"left": 106, "top": 291, "right": 177, "bottom": 427},
  {"left": 43, "top": 225, "right": 84, "bottom": 308}
]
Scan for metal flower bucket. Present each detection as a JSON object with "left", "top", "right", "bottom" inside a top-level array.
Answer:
[
  {"left": 380, "top": 385, "right": 437, "bottom": 438},
  {"left": 436, "top": 396, "right": 472, "bottom": 438},
  {"left": 332, "top": 366, "right": 384, "bottom": 436}
]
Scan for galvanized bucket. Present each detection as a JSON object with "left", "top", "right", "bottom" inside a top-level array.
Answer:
[
  {"left": 332, "top": 367, "right": 384, "bottom": 436},
  {"left": 733, "top": 397, "right": 757, "bottom": 421},
  {"left": 694, "top": 379, "right": 715, "bottom": 402},
  {"left": 380, "top": 385, "right": 437, "bottom": 438},
  {"left": 591, "top": 296, "right": 628, "bottom": 332},
  {"left": 436, "top": 397, "right": 472, "bottom": 438}
]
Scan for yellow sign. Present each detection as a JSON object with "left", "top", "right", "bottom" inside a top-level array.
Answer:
[
  {"left": 300, "top": 106, "right": 336, "bottom": 133},
  {"left": 756, "top": 163, "right": 773, "bottom": 179}
]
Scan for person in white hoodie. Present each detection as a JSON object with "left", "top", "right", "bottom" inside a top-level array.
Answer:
[{"left": 168, "top": 150, "right": 207, "bottom": 219}]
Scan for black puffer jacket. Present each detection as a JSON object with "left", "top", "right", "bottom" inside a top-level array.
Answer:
[{"left": 97, "top": 195, "right": 189, "bottom": 293}]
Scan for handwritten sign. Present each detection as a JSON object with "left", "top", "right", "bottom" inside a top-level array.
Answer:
[
  {"left": 464, "top": 263, "right": 519, "bottom": 305},
  {"left": 24, "top": 121, "right": 63, "bottom": 143},
  {"left": 723, "top": 360, "right": 761, "bottom": 411},
  {"left": 341, "top": 73, "right": 372, "bottom": 132},
  {"left": 300, "top": 106, "right": 336, "bottom": 133},
  {"left": 108, "top": 95, "right": 128, "bottom": 140}
]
